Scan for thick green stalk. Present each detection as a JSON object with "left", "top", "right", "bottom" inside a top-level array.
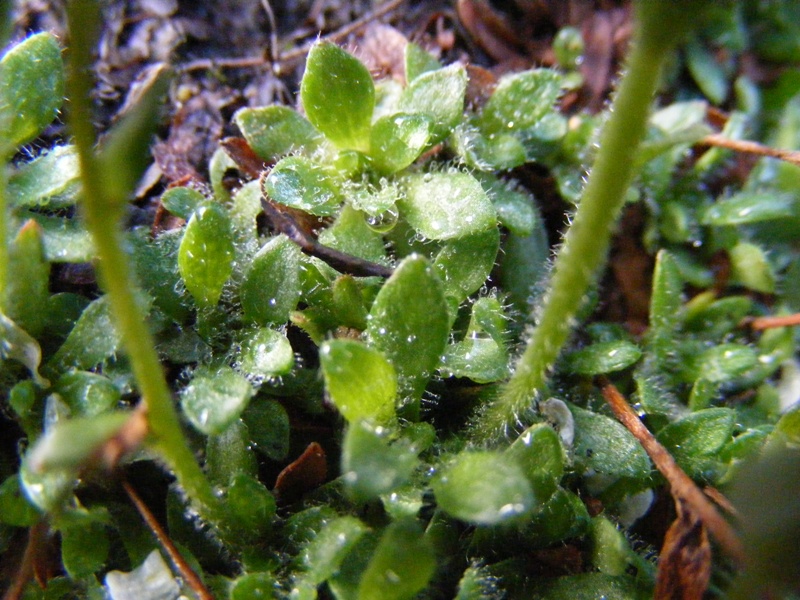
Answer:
[
  {"left": 65, "top": 2, "right": 222, "bottom": 522},
  {"left": 474, "top": 2, "right": 706, "bottom": 441}
]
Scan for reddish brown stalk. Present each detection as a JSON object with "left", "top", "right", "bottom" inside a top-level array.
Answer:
[
  {"left": 699, "top": 133, "right": 800, "bottom": 167},
  {"left": 742, "top": 313, "right": 800, "bottom": 330},
  {"left": 597, "top": 378, "right": 745, "bottom": 565},
  {"left": 2, "top": 522, "right": 49, "bottom": 600},
  {"left": 122, "top": 479, "right": 214, "bottom": 600}
]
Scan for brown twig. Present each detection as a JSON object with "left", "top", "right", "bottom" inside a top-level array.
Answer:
[
  {"left": 122, "top": 479, "right": 214, "bottom": 600},
  {"left": 2, "top": 522, "right": 49, "bottom": 600},
  {"left": 741, "top": 312, "right": 800, "bottom": 330},
  {"left": 180, "top": 0, "right": 406, "bottom": 73},
  {"left": 597, "top": 377, "right": 745, "bottom": 565},
  {"left": 260, "top": 190, "right": 394, "bottom": 279},
  {"left": 699, "top": 133, "right": 800, "bottom": 167}
]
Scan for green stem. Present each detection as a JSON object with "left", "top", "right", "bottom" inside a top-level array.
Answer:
[
  {"left": 474, "top": 2, "right": 702, "bottom": 442},
  {"left": 0, "top": 157, "right": 8, "bottom": 313},
  {"left": 65, "top": 2, "right": 221, "bottom": 522}
]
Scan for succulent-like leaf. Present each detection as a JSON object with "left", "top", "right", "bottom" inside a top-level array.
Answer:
[
  {"left": 357, "top": 519, "right": 436, "bottom": 600},
  {"left": 0, "top": 32, "right": 64, "bottom": 151},
  {"left": 369, "top": 112, "right": 433, "bottom": 174},
  {"left": 366, "top": 255, "right": 449, "bottom": 410},
  {"left": 234, "top": 105, "right": 320, "bottom": 160},
  {"left": 432, "top": 450, "right": 535, "bottom": 524},
  {"left": 237, "top": 327, "right": 294, "bottom": 378},
  {"left": 180, "top": 365, "right": 254, "bottom": 435},
  {"left": 400, "top": 172, "right": 496, "bottom": 241},
  {"left": 265, "top": 156, "right": 342, "bottom": 216},
  {"left": 240, "top": 235, "right": 301, "bottom": 325},
  {"left": 320, "top": 339, "right": 397, "bottom": 424},
  {"left": 398, "top": 63, "right": 467, "bottom": 142},
  {"left": 301, "top": 42, "right": 374, "bottom": 151},
  {"left": 178, "top": 203, "right": 235, "bottom": 308},
  {"left": 478, "top": 69, "right": 563, "bottom": 136},
  {"left": 341, "top": 421, "right": 418, "bottom": 501}
]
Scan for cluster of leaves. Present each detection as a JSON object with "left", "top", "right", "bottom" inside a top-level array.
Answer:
[{"left": 1, "top": 2, "right": 800, "bottom": 598}]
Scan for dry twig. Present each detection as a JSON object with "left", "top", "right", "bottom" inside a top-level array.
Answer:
[
  {"left": 597, "top": 378, "right": 745, "bottom": 565},
  {"left": 122, "top": 479, "right": 214, "bottom": 600},
  {"left": 180, "top": 0, "right": 405, "bottom": 73},
  {"left": 699, "top": 133, "right": 800, "bottom": 167}
]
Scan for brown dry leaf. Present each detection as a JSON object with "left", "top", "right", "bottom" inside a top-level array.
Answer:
[
  {"left": 655, "top": 499, "right": 712, "bottom": 600},
  {"left": 354, "top": 23, "right": 408, "bottom": 82},
  {"left": 274, "top": 441, "right": 328, "bottom": 504},
  {"left": 456, "top": 0, "right": 526, "bottom": 63}
]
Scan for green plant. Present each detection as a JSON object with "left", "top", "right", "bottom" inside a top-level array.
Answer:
[{"left": 2, "top": 1, "right": 800, "bottom": 598}]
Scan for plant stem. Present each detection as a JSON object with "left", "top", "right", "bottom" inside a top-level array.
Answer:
[
  {"left": 0, "top": 159, "right": 7, "bottom": 314},
  {"left": 65, "top": 1, "right": 222, "bottom": 522},
  {"left": 473, "top": 2, "right": 702, "bottom": 442}
]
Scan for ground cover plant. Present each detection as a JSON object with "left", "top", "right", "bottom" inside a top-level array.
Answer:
[{"left": 1, "top": 0, "right": 800, "bottom": 598}]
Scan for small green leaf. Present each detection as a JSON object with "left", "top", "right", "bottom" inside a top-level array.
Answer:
[
  {"left": 237, "top": 327, "right": 294, "bottom": 378},
  {"left": 26, "top": 212, "right": 94, "bottom": 263},
  {"left": 400, "top": 172, "right": 496, "bottom": 240},
  {"left": 357, "top": 519, "right": 436, "bottom": 600},
  {"left": 301, "top": 42, "right": 374, "bottom": 151},
  {"left": 178, "top": 203, "right": 235, "bottom": 307},
  {"left": 61, "top": 520, "right": 110, "bottom": 579},
  {"left": 317, "top": 204, "right": 387, "bottom": 264},
  {"left": 231, "top": 573, "right": 277, "bottom": 600},
  {"left": 369, "top": 112, "right": 433, "bottom": 174},
  {"left": 398, "top": 63, "right": 467, "bottom": 142},
  {"left": 242, "top": 400, "right": 290, "bottom": 462},
  {"left": 433, "top": 227, "right": 500, "bottom": 302},
  {"left": 366, "top": 255, "right": 449, "bottom": 411},
  {"left": 227, "top": 474, "right": 276, "bottom": 535},
  {"left": 433, "top": 450, "right": 535, "bottom": 524},
  {"left": 0, "top": 32, "right": 64, "bottom": 151},
  {"left": 506, "top": 423, "right": 565, "bottom": 501},
  {"left": 8, "top": 144, "right": 79, "bottom": 208},
  {"left": 26, "top": 411, "right": 130, "bottom": 473},
  {"left": 565, "top": 340, "right": 642, "bottom": 376},
  {"left": 265, "top": 155, "right": 342, "bottom": 216},
  {"left": 685, "top": 38, "right": 729, "bottom": 104},
  {"left": 160, "top": 186, "right": 205, "bottom": 219},
  {"left": 729, "top": 242, "right": 776, "bottom": 293},
  {"left": 180, "top": 365, "right": 254, "bottom": 435},
  {"left": 300, "top": 515, "right": 367, "bottom": 585},
  {"left": 569, "top": 404, "right": 651, "bottom": 480},
  {"left": 649, "top": 249, "right": 684, "bottom": 336},
  {"left": 320, "top": 339, "right": 397, "bottom": 424},
  {"left": 701, "top": 192, "right": 797, "bottom": 225},
  {"left": 480, "top": 175, "right": 539, "bottom": 236},
  {"left": 658, "top": 408, "right": 735, "bottom": 477},
  {"left": 5, "top": 220, "right": 49, "bottom": 337},
  {"left": 405, "top": 42, "right": 440, "bottom": 82},
  {"left": 478, "top": 69, "right": 563, "bottom": 136},
  {"left": 0, "top": 475, "right": 40, "bottom": 527},
  {"left": 341, "top": 421, "right": 418, "bottom": 502},
  {"left": 206, "top": 419, "right": 258, "bottom": 487},
  {"left": 442, "top": 298, "right": 509, "bottom": 383},
  {"left": 240, "top": 235, "right": 301, "bottom": 325},
  {"left": 48, "top": 296, "right": 119, "bottom": 371},
  {"left": 234, "top": 105, "right": 321, "bottom": 160},
  {"left": 693, "top": 343, "right": 759, "bottom": 383},
  {"left": 55, "top": 371, "right": 120, "bottom": 417},
  {"left": 657, "top": 408, "right": 735, "bottom": 459}
]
